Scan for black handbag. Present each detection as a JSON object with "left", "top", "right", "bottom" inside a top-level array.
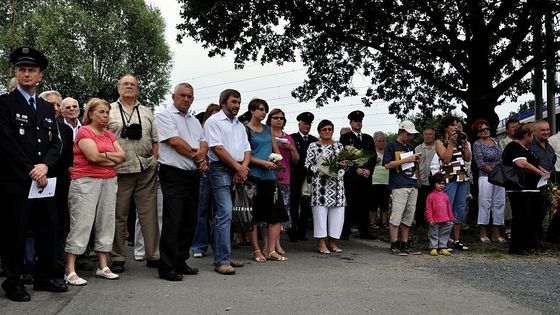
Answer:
[
  {"left": 488, "top": 164, "right": 525, "bottom": 189},
  {"left": 231, "top": 181, "right": 257, "bottom": 232}
]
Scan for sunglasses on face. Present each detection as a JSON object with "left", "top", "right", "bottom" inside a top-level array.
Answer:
[
  {"left": 271, "top": 116, "right": 285, "bottom": 121},
  {"left": 479, "top": 127, "right": 490, "bottom": 133},
  {"left": 320, "top": 127, "right": 333, "bottom": 132},
  {"left": 65, "top": 105, "right": 79, "bottom": 109}
]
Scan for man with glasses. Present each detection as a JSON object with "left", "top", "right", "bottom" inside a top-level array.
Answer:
[
  {"left": 289, "top": 112, "right": 318, "bottom": 242},
  {"left": 108, "top": 74, "right": 160, "bottom": 273},
  {"left": 340, "top": 110, "right": 377, "bottom": 240},
  {"left": 61, "top": 97, "right": 82, "bottom": 141}
]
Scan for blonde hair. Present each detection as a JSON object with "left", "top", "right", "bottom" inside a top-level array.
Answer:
[{"left": 83, "top": 98, "right": 110, "bottom": 125}]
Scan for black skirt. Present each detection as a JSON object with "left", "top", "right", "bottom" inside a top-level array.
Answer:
[{"left": 250, "top": 177, "right": 289, "bottom": 224}]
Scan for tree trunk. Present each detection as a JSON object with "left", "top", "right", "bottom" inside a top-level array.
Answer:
[{"left": 464, "top": 97, "right": 500, "bottom": 138}]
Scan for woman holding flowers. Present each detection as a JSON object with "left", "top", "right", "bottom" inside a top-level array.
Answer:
[
  {"left": 267, "top": 108, "right": 299, "bottom": 256},
  {"left": 246, "top": 99, "right": 287, "bottom": 262},
  {"left": 305, "top": 119, "right": 346, "bottom": 254}
]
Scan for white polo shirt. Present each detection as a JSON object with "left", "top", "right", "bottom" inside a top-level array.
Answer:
[
  {"left": 203, "top": 110, "right": 251, "bottom": 163},
  {"left": 155, "top": 105, "right": 205, "bottom": 170}
]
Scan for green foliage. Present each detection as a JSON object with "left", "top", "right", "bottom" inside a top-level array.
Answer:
[
  {"left": 0, "top": 0, "right": 171, "bottom": 108},
  {"left": 176, "top": 0, "right": 559, "bottom": 130}
]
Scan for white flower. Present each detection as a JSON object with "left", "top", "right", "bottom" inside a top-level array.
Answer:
[
  {"left": 268, "top": 153, "right": 283, "bottom": 163},
  {"left": 337, "top": 169, "right": 346, "bottom": 177}
]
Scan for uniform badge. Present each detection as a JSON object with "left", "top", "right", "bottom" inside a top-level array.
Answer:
[
  {"left": 19, "top": 128, "right": 25, "bottom": 135},
  {"left": 48, "top": 131, "right": 53, "bottom": 141}
]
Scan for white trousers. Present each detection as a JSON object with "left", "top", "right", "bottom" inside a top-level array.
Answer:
[
  {"left": 134, "top": 183, "right": 163, "bottom": 259},
  {"left": 312, "top": 206, "right": 345, "bottom": 239},
  {"left": 477, "top": 176, "right": 505, "bottom": 225}
]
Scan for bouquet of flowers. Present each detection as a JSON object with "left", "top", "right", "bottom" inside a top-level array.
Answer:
[
  {"left": 268, "top": 153, "right": 285, "bottom": 173},
  {"left": 318, "top": 145, "right": 374, "bottom": 178}
]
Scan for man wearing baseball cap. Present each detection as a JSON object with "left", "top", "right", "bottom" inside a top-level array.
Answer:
[
  {"left": 382, "top": 120, "right": 421, "bottom": 255},
  {"left": 0, "top": 47, "right": 67, "bottom": 301}
]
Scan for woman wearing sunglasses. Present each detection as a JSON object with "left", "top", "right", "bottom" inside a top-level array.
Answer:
[
  {"left": 472, "top": 119, "right": 506, "bottom": 243},
  {"left": 304, "top": 120, "right": 346, "bottom": 254}
]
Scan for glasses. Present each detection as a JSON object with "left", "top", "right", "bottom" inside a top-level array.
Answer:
[
  {"left": 271, "top": 116, "right": 285, "bottom": 121},
  {"left": 65, "top": 105, "right": 78, "bottom": 109},
  {"left": 478, "top": 127, "right": 490, "bottom": 133},
  {"left": 320, "top": 127, "right": 334, "bottom": 132}
]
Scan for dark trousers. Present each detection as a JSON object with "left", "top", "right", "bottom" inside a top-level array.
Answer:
[
  {"left": 342, "top": 179, "right": 371, "bottom": 237},
  {"left": 0, "top": 194, "right": 57, "bottom": 289},
  {"left": 289, "top": 174, "right": 312, "bottom": 239},
  {"left": 508, "top": 191, "right": 545, "bottom": 253},
  {"left": 414, "top": 185, "right": 431, "bottom": 227},
  {"left": 158, "top": 165, "right": 200, "bottom": 273},
  {"left": 54, "top": 176, "right": 70, "bottom": 278}
]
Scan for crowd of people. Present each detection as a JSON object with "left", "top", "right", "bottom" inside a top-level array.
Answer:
[{"left": 1, "top": 47, "right": 559, "bottom": 303}]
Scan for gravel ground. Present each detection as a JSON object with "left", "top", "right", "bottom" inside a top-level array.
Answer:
[{"left": 420, "top": 251, "right": 560, "bottom": 314}]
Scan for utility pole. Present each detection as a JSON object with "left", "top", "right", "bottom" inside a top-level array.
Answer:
[{"left": 533, "top": 14, "right": 544, "bottom": 121}]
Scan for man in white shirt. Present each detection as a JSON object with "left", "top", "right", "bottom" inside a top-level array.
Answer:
[
  {"left": 60, "top": 97, "right": 82, "bottom": 141},
  {"left": 155, "top": 83, "right": 207, "bottom": 281},
  {"left": 203, "top": 89, "right": 250, "bottom": 275}
]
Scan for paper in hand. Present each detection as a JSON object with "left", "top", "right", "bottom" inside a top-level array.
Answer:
[{"left": 28, "top": 178, "right": 57, "bottom": 199}]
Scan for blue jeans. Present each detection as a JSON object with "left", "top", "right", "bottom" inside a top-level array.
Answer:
[
  {"left": 444, "top": 181, "right": 470, "bottom": 224},
  {"left": 191, "top": 173, "right": 214, "bottom": 255},
  {"left": 208, "top": 162, "right": 234, "bottom": 265}
]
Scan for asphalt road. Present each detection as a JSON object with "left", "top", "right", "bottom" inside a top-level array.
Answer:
[{"left": 1, "top": 238, "right": 556, "bottom": 315}]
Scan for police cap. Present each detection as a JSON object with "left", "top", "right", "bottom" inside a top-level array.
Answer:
[
  {"left": 10, "top": 47, "right": 48, "bottom": 71},
  {"left": 347, "top": 110, "right": 364, "bottom": 122},
  {"left": 296, "top": 112, "right": 314, "bottom": 124}
]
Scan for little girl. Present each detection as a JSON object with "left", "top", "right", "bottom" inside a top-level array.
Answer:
[{"left": 425, "top": 173, "right": 455, "bottom": 256}]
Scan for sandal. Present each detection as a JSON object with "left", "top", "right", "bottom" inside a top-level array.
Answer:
[
  {"left": 96, "top": 266, "right": 119, "bottom": 280},
  {"left": 492, "top": 236, "right": 507, "bottom": 243},
  {"left": 317, "top": 247, "right": 331, "bottom": 254},
  {"left": 480, "top": 236, "right": 491, "bottom": 243},
  {"left": 328, "top": 247, "right": 343, "bottom": 253},
  {"left": 64, "top": 272, "right": 87, "bottom": 286},
  {"left": 252, "top": 250, "right": 267, "bottom": 262},
  {"left": 264, "top": 250, "right": 288, "bottom": 261}
]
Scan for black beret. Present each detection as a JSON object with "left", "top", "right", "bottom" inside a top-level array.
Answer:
[
  {"left": 10, "top": 47, "right": 48, "bottom": 71},
  {"left": 296, "top": 112, "right": 314, "bottom": 123},
  {"left": 347, "top": 110, "right": 364, "bottom": 122}
]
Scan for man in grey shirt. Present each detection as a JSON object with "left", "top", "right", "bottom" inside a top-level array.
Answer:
[{"left": 414, "top": 127, "right": 436, "bottom": 227}]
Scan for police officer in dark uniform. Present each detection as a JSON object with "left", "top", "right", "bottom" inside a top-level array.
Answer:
[
  {"left": 339, "top": 110, "right": 377, "bottom": 240},
  {"left": 289, "top": 112, "right": 318, "bottom": 242},
  {"left": 0, "top": 47, "right": 66, "bottom": 302}
]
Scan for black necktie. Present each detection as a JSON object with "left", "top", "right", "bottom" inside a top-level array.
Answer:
[
  {"left": 358, "top": 133, "right": 362, "bottom": 142},
  {"left": 29, "top": 97, "right": 36, "bottom": 114}
]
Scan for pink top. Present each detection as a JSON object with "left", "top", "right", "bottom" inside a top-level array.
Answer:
[
  {"left": 71, "top": 126, "right": 118, "bottom": 180},
  {"left": 276, "top": 133, "right": 295, "bottom": 185},
  {"left": 425, "top": 190, "right": 455, "bottom": 223}
]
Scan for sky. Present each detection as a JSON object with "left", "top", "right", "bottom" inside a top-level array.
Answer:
[{"left": 147, "top": 0, "right": 529, "bottom": 136}]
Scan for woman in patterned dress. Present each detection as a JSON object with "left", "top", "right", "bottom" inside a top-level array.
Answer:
[{"left": 305, "top": 120, "right": 346, "bottom": 254}]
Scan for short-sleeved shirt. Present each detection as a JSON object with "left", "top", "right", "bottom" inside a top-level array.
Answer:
[
  {"left": 247, "top": 124, "right": 276, "bottom": 181},
  {"left": 528, "top": 138, "right": 556, "bottom": 173},
  {"left": 382, "top": 140, "right": 418, "bottom": 190},
  {"left": 71, "top": 126, "right": 117, "bottom": 180},
  {"left": 155, "top": 105, "right": 205, "bottom": 171},
  {"left": 415, "top": 143, "right": 436, "bottom": 186},
  {"left": 107, "top": 100, "right": 158, "bottom": 174},
  {"left": 276, "top": 132, "right": 295, "bottom": 185},
  {"left": 502, "top": 141, "right": 541, "bottom": 189},
  {"left": 473, "top": 138, "right": 502, "bottom": 177},
  {"left": 204, "top": 110, "right": 251, "bottom": 162}
]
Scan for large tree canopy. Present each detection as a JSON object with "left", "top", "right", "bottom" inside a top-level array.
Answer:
[
  {"left": 0, "top": 0, "right": 172, "bottom": 108},
  {"left": 176, "top": 0, "right": 559, "bottom": 129}
]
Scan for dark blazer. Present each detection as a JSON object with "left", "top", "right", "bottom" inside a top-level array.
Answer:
[
  {"left": 55, "top": 121, "right": 74, "bottom": 179},
  {"left": 290, "top": 132, "right": 319, "bottom": 179},
  {"left": 339, "top": 131, "right": 376, "bottom": 183},
  {"left": 0, "top": 89, "right": 61, "bottom": 194}
]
